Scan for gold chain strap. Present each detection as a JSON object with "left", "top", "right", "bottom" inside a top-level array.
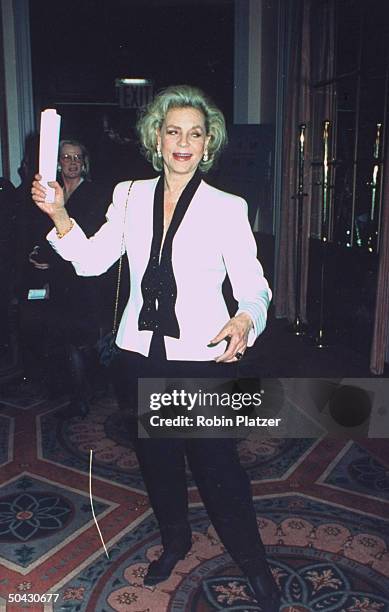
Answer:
[{"left": 111, "top": 180, "right": 134, "bottom": 336}]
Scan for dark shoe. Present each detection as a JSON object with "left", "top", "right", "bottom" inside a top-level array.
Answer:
[
  {"left": 247, "top": 571, "right": 281, "bottom": 611},
  {"left": 144, "top": 522, "right": 192, "bottom": 587},
  {"left": 143, "top": 541, "right": 192, "bottom": 586}
]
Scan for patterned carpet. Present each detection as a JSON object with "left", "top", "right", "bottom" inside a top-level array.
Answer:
[{"left": 0, "top": 381, "right": 389, "bottom": 611}]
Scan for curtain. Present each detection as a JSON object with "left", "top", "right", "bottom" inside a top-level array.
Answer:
[
  {"left": 275, "top": 0, "right": 335, "bottom": 322},
  {"left": 370, "top": 126, "right": 389, "bottom": 374},
  {"left": 275, "top": 0, "right": 311, "bottom": 321}
]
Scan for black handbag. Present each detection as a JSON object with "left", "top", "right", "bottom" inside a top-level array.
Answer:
[
  {"left": 97, "top": 331, "right": 120, "bottom": 367},
  {"left": 97, "top": 181, "right": 134, "bottom": 367}
]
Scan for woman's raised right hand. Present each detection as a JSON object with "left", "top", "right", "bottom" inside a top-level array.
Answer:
[{"left": 31, "top": 174, "right": 65, "bottom": 219}]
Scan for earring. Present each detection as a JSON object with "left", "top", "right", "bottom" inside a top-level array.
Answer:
[
  {"left": 157, "top": 143, "right": 162, "bottom": 158},
  {"left": 57, "top": 165, "right": 62, "bottom": 173},
  {"left": 203, "top": 150, "right": 209, "bottom": 162}
]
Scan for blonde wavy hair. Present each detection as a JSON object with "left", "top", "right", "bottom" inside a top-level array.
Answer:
[{"left": 136, "top": 85, "right": 228, "bottom": 173}]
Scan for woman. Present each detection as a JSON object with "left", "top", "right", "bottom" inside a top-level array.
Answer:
[
  {"left": 30, "top": 140, "right": 113, "bottom": 416},
  {"left": 31, "top": 86, "right": 280, "bottom": 610}
]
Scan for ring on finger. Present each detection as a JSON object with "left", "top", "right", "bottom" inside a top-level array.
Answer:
[{"left": 235, "top": 351, "right": 244, "bottom": 360}]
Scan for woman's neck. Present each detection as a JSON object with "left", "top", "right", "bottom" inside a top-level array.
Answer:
[
  {"left": 163, "top": 169, "right": 197, "bottom": 201},
  {"left": 62, "top": 176, "right": 82, "bottom": 202}
]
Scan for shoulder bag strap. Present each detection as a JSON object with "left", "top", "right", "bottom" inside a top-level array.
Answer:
[{"left": 111, "top": 180, "right": 134, "bottom": 336}]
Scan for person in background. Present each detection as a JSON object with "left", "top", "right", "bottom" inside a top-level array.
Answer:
[
  {"left": 0, "top": 178, "right": 18, "bottom": 369},
  {"left": 31, "top": 86, "right": 281, "bottom": 610},
  {"left": 29, "top": 139, "right": 115, "bottom": 416}
]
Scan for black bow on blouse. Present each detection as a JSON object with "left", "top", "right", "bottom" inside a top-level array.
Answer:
[{"left": 138, "top": 171, "right": 202, "bottom": 338}]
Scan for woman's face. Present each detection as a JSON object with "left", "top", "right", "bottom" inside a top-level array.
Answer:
[
  {"left": 59, "top": 144, "right": 84, "bottom": 180},
  {"left": 157, "top": 107, "right": 210, "bottom": 178}
]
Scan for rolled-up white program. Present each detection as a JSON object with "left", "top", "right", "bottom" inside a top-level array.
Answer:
[{"left": 38, "top": 109, "right": 61, "bottom": 201}]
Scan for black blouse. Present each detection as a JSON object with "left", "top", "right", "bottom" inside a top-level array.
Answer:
[{"left": 138, "top": 171, "right": 202, "bottom": 338}]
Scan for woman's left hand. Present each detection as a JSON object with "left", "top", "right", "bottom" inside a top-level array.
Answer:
[{"left": 210, "top": 313, "right": 253, "bottom": 363}]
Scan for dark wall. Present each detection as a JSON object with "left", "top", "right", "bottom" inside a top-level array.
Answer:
[
  {"left": 29, "top": 0, "right": 235, "bottom": 184},
  {"left": 29, "top": 0, "right": 234, "bottom": 120}
]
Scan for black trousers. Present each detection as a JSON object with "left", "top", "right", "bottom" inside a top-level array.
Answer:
[{"left": 116, "top": 335, "right": 267, "bottom": 574}]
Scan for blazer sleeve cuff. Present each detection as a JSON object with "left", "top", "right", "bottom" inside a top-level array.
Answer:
[
  {"left": 47, "top": 219, "right": 87, "bottom": 261},
  {"left": 236, "top": 291, "right": 270, "bottom": 346}
]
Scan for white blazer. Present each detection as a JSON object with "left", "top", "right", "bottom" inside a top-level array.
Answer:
[{"left": 48, "top": 177, "right": 272, "bottom": 360}]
